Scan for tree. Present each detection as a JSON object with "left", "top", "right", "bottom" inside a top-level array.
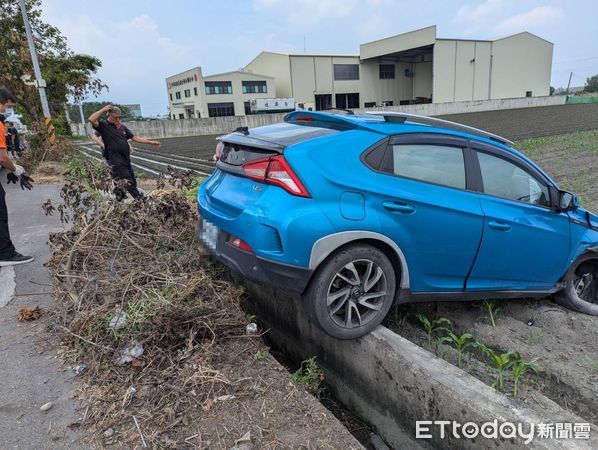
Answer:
[
  {"left": 67, "top": 102, "right": 135, "bottom": 124},
  {"left": 0, "top": 0, "right": 105, "bottom": 124},
  {"left": 585, "top": 75, "right": 598, "bottom": 93}
]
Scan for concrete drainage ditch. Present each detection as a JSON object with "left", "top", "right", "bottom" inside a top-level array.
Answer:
[{"left": 243, "top": 281, "right": 598, "bottom": 449}]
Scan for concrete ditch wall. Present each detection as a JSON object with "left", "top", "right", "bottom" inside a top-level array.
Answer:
[
  {"left": 70, "top": 95, "right": 567, "bottom": 138},
  {"left": 244, "top": 281, "right": 598, "bottom": 449}
]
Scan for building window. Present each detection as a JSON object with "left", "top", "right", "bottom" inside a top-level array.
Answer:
[
  {"left": 364, "top": 102, "right": 376, "bottom": 108},
  {"left": 205, "top": 81, "right": 232, "bottom": 95},
  {"left": 194, "top": 87, "right": 198, "bottom": 96},
  {"left": 184, "top": 89, "right": 191, "bottom": 97},
  {"left": 175, "top": 91, "right": 181, "bottom": 99},
  {"left": 333, "top": 64, "right": 359, "bottom": 80},
  {"left": 379, "top": 64, "right": 395, "bottom": 79},
  {"left": 208, "top": 102, "right": 235, "bottom": 117},
  {"left": 335, "top": 93, "right": 360, "bottom": 109},
  {"left": 242, "top": 80, "right": 267, "bottom": 94},
  {"left": 169, "top": 93, "right": 173, "bottom": 101},
  {"left": 382, "top": 100, "right": 393, "bottom": 106},
  {"left": 526, "top": 91, "right": 532, "bottom": 97},
  {"left": 178, "top": 113, "right": 184, "bottom": 119},
  {"left": 244, "top": 101, "right": 251, "bottom": 115}
]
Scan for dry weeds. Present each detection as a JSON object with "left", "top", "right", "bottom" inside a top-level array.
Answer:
[{"left": 45, "top": 161, "right": 249, "bottom": 447}]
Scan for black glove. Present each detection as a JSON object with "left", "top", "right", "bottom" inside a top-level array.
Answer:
[
  {"left": 7, "top": 172, "right": 18, "bottom": 184},
  {"left": 19, "top": 173, "right": 34, "bottom": 190}
]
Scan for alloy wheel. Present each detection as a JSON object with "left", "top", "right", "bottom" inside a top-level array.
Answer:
[
  {"left": 574, "top": 261, "right": 598, "bottom": 304},
  {"left": 326, "top": 259, "right": 388, "bottom": 329}
]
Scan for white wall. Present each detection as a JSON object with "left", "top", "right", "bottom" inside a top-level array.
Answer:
[
  {"left": 434, "top": 34, "right": 552, "bottom": 103},
  {"left": 71, "top": 95, "right": 566, "bottom": 138},
  {"left": 245, "top": 52, "right": 293, "bottom": 98},
  {"left": 202, "top": 72, "right": 275, "bottom": 117},
  {"left": 490, "top": 33, "right": 553, "bottom": 99}
]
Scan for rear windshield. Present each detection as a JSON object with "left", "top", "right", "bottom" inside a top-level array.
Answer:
[{"left": 222, "top": 123, "right": 339, "bottom": 148}]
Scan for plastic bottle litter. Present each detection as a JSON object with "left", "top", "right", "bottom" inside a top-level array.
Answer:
[
  {"left": 245, "top": 323, "right": 258, "bottom": 334},
  {"left": 116, "top": 340, "right": 144, "bottom": 365},
  {"left": 108, "top": 308, "right": 128, "bottom": 329}
]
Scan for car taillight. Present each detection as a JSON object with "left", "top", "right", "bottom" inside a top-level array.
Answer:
[
  {"left": 243, "top": 156, "right": 310, "bottom": 198},
  {"left": 227, "top": 235, "right": 253, "bottom": 253},
  {"left": 213, "top": 141, "right": 224, "bottom": 161},
  {"left": 243, "top": 158, "right": 270, "bottom": 180}
]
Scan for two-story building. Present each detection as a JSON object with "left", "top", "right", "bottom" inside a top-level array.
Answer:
[{"left": 166, "top": 67, "right": 275, "bottom": 119}]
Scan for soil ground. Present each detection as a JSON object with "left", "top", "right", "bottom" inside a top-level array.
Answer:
[
  {"left": 129, "top": 103, "right": 598, "bottom": 161},
  {"left": 388, "top": 129, "right": 598, "bottom": 429}
]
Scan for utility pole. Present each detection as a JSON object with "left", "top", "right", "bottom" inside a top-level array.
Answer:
[
  {"left": 566, "top": 71, "right": 573, "bottom": 94},
  {"left": 78, "top": 103, "right": 85, "bottom": 124},
  {"left": 19, "top": 0, "right": 56, "bottom": 142}
]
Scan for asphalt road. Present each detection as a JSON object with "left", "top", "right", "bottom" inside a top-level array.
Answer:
[{"left": 0, "top": 182, "right": 83, "bottom": 449}]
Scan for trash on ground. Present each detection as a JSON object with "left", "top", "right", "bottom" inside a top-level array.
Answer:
[
  {"left": 40, "top": 402, "right": 54, "bottom": 412},
  {"left": 116, "top": 340, "right": 144, "bottom": 365},
  {"left": 245, "top": 323, "right": 258, "bottom": 334},
  {"left": 108, "top": 308, "right": 128, "bottom": 329},
  {"left": 72, "top": 362, "right": 88, "bottom": 377}
]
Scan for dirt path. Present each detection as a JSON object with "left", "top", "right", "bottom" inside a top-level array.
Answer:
[{"left": 0, "top": 183, "right": 83, "bottom": 449}]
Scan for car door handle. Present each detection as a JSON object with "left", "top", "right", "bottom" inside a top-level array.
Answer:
[
  {"left": 488, "top": 221, "right": 512, "bottom": 232},
  {"left": 382, "top": 201, "right": 416, "bottom": 214}
]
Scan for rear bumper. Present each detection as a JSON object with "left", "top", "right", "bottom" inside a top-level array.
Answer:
[{"left": 198, "top": 218, "right": 312, "bottom": 293}]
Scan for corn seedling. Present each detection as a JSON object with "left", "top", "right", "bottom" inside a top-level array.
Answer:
[
  {"left": 438, "top": 331, "right": 477, "bottom": 368},
  {"left": 476, "top": 343, "right": 514, "bottom": 391},
  {"left": 512, "top": 352, "right": 540, "bottom": 398},
  {"left": 481, "top": 300, "right": 500, "bottom": 326},
  {"left": 388, "top": 304, "right": 410, "bottom": 329},
  {"left": 292, "top": 357, "right": 325, "bottom": 398},
  {"left": 417, "top": 314, "right": 451, "bottom": 347}
]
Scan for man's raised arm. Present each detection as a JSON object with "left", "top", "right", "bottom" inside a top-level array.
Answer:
[
  {"left": 88, "top": 104, "right": 112, "bottom": 128},
  {"left": 131, "top": 135, "right": 161, "bottom": 147}
]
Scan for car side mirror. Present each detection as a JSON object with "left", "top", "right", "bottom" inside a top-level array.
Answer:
[{"left": 558, "top": 191, "right": 578, "bottom": 211}]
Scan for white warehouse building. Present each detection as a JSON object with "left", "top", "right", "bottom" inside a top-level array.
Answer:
[{"left": 166, "top": 25, "right": 553, "bottom": 118}]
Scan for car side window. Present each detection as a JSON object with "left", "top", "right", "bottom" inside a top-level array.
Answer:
[
  {"left": 390, "top": 144, "right": 466, "bottom": 189},
  {"left": 477, "top": 151, "right": 550, "bottom": 207}
]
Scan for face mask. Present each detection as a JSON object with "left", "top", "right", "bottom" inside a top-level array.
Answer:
[{"left": 3, "top": 108, "right": 14, "bottom": 117}]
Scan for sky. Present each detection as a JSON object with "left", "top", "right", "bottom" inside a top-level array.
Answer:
[{"left": 40, "top": 0, "right": 598, "bottom": 116}]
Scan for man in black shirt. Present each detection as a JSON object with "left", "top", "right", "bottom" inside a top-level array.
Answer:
[{"left": 88, "top": 105, "right": 160, "bottom": 200}]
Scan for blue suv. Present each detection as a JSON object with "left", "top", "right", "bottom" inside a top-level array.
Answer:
[{"left": 198, "top": 111, "right": 598, "bottom": 339}]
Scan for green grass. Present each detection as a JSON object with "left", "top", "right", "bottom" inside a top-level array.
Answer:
[
  {"left": 527, "top": 329, "right": 542, "bottom": 344},
  {"left": 292, "top": 357, "right": 325, "bottom": 398},
  {"left": 516, "top": 130, "right": 598, "bottom": 160},
  {"left": 515, "top": 130, "right": 598, "bottom": 212}
]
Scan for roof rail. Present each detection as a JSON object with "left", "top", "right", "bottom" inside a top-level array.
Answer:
[{"left": 365, "top": 111, "right": 514, "bottom": 145}]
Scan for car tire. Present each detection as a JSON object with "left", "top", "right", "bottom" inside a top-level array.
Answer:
[
  {"left": 303, "top": 244, "right": 396, "bottom": 340},
  {"left": 553, "top": 254, "right": 598, "bottom": 316}
]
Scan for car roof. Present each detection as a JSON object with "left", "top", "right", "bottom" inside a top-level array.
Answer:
[{"left": 282, "top": 110, "right": 557, "bottom": 187}]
